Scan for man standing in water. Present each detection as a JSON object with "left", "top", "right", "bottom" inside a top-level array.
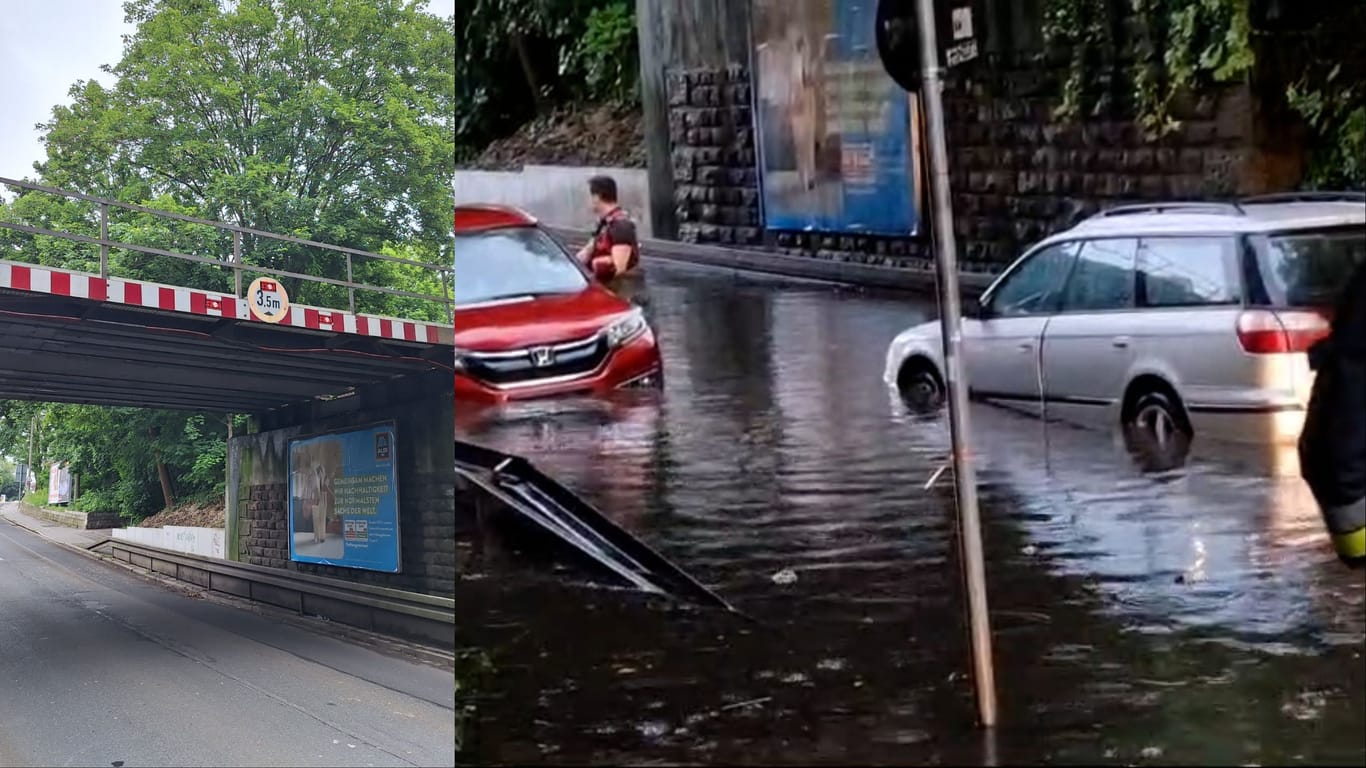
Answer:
[
  {"left": 576, "top": 175, "right": 640, "bottom": 282},
  {"left": 1300, "top": 258, "right": 1366, "bottom": 567}
]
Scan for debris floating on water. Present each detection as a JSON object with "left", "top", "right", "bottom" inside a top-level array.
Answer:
[
  {"left": 770, "top": 568, "right": 798, "bottom": 585},
  {"left": 719, "top": 696, "right": 772, "bottom": 712}
]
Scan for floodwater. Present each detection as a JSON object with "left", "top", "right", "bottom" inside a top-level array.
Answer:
[{"left": 455, "top": 261, "right": 1365, "bottom": 766}]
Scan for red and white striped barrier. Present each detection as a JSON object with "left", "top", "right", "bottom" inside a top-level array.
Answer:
[{"left": 0, "top": 259, "right": 452, "bottom": 345}]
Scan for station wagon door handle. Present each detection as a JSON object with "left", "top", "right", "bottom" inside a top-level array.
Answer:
[
  {"left": 1112, "top": 336, "right": 1131, "bottom": 349},
  {"left": 1017, "top": 342, "right": 1033, "bottom": 352}
]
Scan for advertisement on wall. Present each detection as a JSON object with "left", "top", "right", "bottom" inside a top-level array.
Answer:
[
  {"left": 48, "top": 463, "right": 73, "bottom": 506},
  {"left": 752, "top": 0, "right": 923, "bottom": 236},
  {"left": 288, "top": 422, "right": 400, "bottom": 573}
]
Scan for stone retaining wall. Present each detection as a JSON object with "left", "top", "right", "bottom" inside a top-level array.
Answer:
[
  {"left": 647, "top": 15, "right": 1296, "bottom": 275},
  {"left": 453, "top": 165, "right": 653, "bottom": 238},
  {"left": 939, "top": 55, "right": 1266, "bottom": 266},
  {"left": 19, "top": 502, "right": 121, "bottom": 530}
]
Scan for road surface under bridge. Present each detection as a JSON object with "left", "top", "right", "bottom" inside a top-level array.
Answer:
[
  {"left": 0, "top": 178, "right": 452, "bottom": 413},
  {"left": 0, "top": 503, "right": 455, "bottom": 766}
]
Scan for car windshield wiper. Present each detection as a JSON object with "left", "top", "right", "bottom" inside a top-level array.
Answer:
[{"left": 457, "top": 290, "right": 580, "bottom": 308}]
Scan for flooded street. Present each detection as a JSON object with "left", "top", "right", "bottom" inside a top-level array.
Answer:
[{"left": 456, "top": 261, "right": 1365, "bottom": 766}]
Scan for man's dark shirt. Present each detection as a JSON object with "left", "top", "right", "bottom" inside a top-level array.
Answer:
[
  {"left": 590, "top": 207, "right": 640, "bottom": 274},
  {"left": 1300, "top": 259, "right": 1366, "bottom": 509},
  {"left": 595, "top": 212, "right": 637, "bottom": 251}
]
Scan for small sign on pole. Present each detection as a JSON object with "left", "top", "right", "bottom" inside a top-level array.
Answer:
[{"left": 944, "top": 4, "right": 980, "bottom": 67}]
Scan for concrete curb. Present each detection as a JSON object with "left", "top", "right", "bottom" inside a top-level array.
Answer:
[{"left": 549, "top": 226, "right": 998, "bottom": 297}]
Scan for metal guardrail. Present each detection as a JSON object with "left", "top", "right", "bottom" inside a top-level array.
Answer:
[
  {"left": 0, "top": 176, "right": 453, "bottom": 320},
  {"left": 94, "top": 537, "right": 454, "bottom": 646}
]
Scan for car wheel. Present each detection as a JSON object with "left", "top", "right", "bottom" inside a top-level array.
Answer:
[
  {"left": 1123, "top": 390, "right": 1192, "bottom": 471},
  {"left": 898, "top": 361, "right": 944, "bottom": 414}
]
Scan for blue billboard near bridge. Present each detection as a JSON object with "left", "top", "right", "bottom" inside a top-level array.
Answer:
[
  {"left": 751, "top": 0, "right": 923, "bottom": 236},
  {"left": 289, "top": 422, "right": 400, "bottom": 573}
]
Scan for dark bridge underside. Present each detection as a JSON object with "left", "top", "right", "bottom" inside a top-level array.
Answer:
[{"left": 0, "top": 290, "right": 451, "bottom": 413}]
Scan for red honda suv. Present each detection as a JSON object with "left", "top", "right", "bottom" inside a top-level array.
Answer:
[{"left": 454, "top": 204, "right": 662, "bottom": 403}]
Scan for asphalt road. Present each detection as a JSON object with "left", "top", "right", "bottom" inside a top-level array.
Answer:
[{"left": 0, "top": 507, "right": 454, "bottom": 768}]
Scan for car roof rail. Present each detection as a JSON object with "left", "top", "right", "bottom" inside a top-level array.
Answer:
[
  {"left": 1094, "top": 201, "right": 1246, "bottom": 219},
  {"left": 1240, "top": 191, "right": 1366, "bottom": 204}
]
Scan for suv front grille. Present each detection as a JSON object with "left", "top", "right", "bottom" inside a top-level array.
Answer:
[{"left": 463, "top": 334, "right": 608, "bottom": 386}]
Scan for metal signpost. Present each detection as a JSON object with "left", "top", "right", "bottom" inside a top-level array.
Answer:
[
  {"left": 877, "top": 0, "right": 998, "bottom": 728},
  {"left": 913, "top": 0, "right": 997, "bottom": 729}
]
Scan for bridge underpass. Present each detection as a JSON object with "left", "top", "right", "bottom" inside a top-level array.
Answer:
[
  {"left": 0, "top": 181, "right": 455, "bottom": 764},
  {"left": 1, "top": 178, "right": 453, "bottom": 414},
  {"left": 0, "top": 177, "right": 455, "bottom": 603},
  {"left": 0, "top": 263, "right": 452, "bottom": 412}
]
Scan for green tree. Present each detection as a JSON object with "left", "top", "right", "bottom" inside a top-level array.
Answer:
[
  {"left": 31, "top": 0, "right": 454, "bottom": 309},
  {"left": 0, "top": 401, "right": 245, "bottom": 520}
]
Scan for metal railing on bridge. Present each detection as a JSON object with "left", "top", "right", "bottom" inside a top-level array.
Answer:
[{"left": 0, "top": 177, "right": 452, "bottom": 324}]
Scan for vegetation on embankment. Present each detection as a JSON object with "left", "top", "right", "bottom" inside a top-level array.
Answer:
[
  {"left": 456, "top": 0, "right": 639, "bottom": 164},
  {"left": 464, "top": 103, "right": 645, "bottom": 170},
  {"left": 0, "top": 0, "right": 454, "bottom": 523},
  {"left": 138, "top": 500, "right": 226, "bottom": 530},
  {"left": 1042, "top": 0, "right": 1364, "bottom": 188}
]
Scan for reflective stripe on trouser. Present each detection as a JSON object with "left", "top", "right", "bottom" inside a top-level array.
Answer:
[{"left": 1322, "top": 496, "right": 1366, "bottom": 560}]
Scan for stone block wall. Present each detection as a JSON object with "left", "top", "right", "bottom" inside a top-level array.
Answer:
[
  {"left": 754, "top": 64, "right": 1263, "bottom": 272},
  {"left": 651, "top": 15, "right": 1297, "bottom": 273},
  {"left": 20, "top": 502, "right": 122, "bottom": 529},
  {"left": 228, "top": 389, "right": 455, "bottom": 598},
  {"left": 666, "top": 66, "right": 763, "bottom": 247},
  {"left": 939, "top": 54, "right": 1260, "bottom": 266}
]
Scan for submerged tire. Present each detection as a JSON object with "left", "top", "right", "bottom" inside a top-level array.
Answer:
[
  {"left": 1123, "top": 389, "right": 1192, "bottom": 471},
  {"left": 897, "top": 360, "right": 945, "bottom": 414}
]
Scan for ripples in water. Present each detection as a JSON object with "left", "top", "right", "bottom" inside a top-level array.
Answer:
[{"left": 457, "top": 264, "right": 1364, "bottom": 766}]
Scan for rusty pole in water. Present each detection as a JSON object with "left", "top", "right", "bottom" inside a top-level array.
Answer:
[{"left": 913, "top": 0, "right": 999, "bottom": 728}]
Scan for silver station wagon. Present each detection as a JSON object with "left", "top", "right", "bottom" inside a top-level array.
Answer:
[{"left": 884, "top": 193, "right": 1366, "bottom": 448}]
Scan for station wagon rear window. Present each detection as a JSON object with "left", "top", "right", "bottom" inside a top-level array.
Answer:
[{"left": 1258, "top": 227, "right": 1366, "bottom": 308}]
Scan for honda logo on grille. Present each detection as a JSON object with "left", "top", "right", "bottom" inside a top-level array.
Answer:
[{"left": 529, "top": 346, "right": 555, "bottom": 367}]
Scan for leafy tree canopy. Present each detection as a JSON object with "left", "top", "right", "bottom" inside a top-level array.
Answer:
[{"left": 6, "top": 0, "right": 453, "bottom": 315}]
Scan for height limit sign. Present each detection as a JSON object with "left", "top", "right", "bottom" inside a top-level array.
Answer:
[{"left": 248, "top": 277, "right": 291, "bottom": 323}]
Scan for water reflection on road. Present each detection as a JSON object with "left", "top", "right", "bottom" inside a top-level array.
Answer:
[{"left": 456, "top": 261, "right": 1365, "bottom": 765}]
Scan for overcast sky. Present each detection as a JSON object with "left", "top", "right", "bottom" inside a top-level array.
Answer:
[{"left": 0, "top": 0, "right": 455, "bottom": 182}]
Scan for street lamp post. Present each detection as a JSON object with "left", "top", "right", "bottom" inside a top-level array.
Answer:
[{"left": 912, "top": 0, "right": 999, "bottom": 729}]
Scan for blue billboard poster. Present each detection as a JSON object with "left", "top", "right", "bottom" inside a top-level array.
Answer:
[
  {"left": 289, "top": 422, "right": 400, "bottom": 573},
  {"left": 752, "top": 0, "right": 923, "bottom": 236}
]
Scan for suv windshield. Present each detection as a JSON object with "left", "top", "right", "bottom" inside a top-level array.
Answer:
[
  {"left": 1258, "top": 226, "right": 1366, "bottom": 308},
  {"left": 455, "top": 226, "right": 589, "bottom": 307}
]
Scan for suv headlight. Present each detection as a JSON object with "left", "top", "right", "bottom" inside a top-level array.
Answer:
[{"left": 604, "top": 308, "right": 648, "bottom": 348}]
